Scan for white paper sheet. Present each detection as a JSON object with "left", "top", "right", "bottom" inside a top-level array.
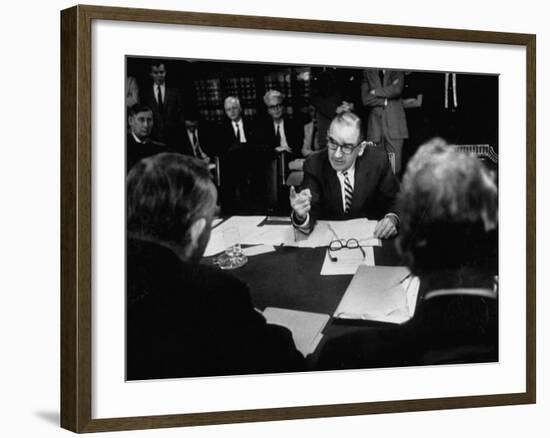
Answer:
[
  {"left": 263, "top": 307, "right": 330, "bottom": 356},
  {"left": 333, "top": 265, "right": 421, "bottom": 323},
  {"left": 284, "top": 221, "right": 333, "bottom": 248},
  {"left": 241, "top": 225, "right": 294, "bottom": 246},
  {"left": 327, "top": 218, "right": 381, "bottom": 246},
  {"left": 204, "top": 216, "right": 266, "bottom": 256},
  {"left": 243, "top": 245, "right": 276, "bottom": 257},
  {"left": 320, "top": 247, "right": 375, "bottom": 275}
]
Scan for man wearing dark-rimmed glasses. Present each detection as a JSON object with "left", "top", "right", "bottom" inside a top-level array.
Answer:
[{"left": 290, "top": 111, "right": 399, "bottom": 239}]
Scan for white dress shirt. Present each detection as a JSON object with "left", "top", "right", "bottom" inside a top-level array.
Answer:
[
  {"left": 186, "top": 129, "right": 207, "bottom": 159},
  {"left": 153, "top": 84, "right": 165, "bottom": 104},
  {"left": 274, "top": 120, "right": 289, "bottom": 148},
  {"left": 335, "top": 166, "right": 356, "bottom": 213},
  {"left": 233, "top": 119, "right": 247, "bottom": 143},
  {"left": 131, "top": 131, "right": 144, "bottom": 144}
]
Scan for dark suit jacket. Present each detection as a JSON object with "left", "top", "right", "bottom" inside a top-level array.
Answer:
[
  {"left": 317, "top": 277, "right": 498, "bottom": 370},
  {"left": 361, "top": 69, "right": 409, "bottom": 142},
  {"left": 141, "top": 85, "right": 183, "bottom": 143},
  {"left": 217, "top": 118, "right": 257, "bottom": 155},
  {"left": 127, "top": 238, "right": 305, "bottom": 380},
  {"left": 298, "top": 147, "right": 399, "bottom": 229},
  {"left": 171, "top": 122, "right": 217, "bottom": 158},
  {"left": 216, "top": 117, "right": 260, "bottom": 183},
  {"left": 126, "top": 134, "right": 167, "bottom": 173},
  {"left": 256, "top": 116, "right": 304, "bottom": 159}
]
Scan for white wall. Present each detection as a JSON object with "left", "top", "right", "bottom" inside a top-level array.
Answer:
[{"left": 0, "top": 0, "right": 546, "bottom": 436}]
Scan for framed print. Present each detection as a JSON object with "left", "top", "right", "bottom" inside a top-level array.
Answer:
[{"left": 60, "top": 4, "right": 536, "bottom": 433}]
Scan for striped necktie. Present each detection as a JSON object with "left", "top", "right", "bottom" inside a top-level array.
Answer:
[{"left": 343, "top": 171, "right": 353, "bottom": 214}]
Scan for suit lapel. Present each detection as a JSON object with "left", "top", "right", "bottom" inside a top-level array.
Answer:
[
  {"left": 350, "top": 153, "right": 369, "bottom": 216},
  {"left": 324, "top": 157, "right": 343, "bottom": 217}
]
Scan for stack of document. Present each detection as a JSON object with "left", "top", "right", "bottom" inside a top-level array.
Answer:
[
  {"left": 263, "top": 307, "right": 330, "bottom": 356},
  {"left": 334, "top": 265, "right": 420, "bottom": 324},
  {"left": 204, "top": 217, "right": 382, "bottom": 256}
]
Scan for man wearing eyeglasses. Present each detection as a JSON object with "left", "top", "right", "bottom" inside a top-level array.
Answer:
[
  {"left": 290, "top": 111, "right": 399, "bottom": 239},
  {"left": 258, "top": 90, "right": 303, "bottom": 156},
  {"left": 257, "top": 90, "right": 304, "bottom": 211}
]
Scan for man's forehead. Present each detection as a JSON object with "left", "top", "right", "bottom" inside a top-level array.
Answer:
[
  {"left": 151, "top": 65, "right": 166, "bottom": 72},
  {"left": 329, "top": 122, "right": 360, "bottom": 140},
  {"left": 134, "top": 111, "right": 153, "bottom": 118}
]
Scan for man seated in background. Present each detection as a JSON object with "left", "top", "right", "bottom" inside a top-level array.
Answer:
[
  {"left": 126, "top": 153, "right": 305, "bottom": 380},
  {"left": 290, "top": 111, "right": 400, "bottom": 239},
  {"left": 257, "top": 90, "right": 305, "bottom": 212},
  {"left": 173, "top": 110, "right": 213, "bottom": 163},
  {"left": 217, "top": 96, "right": 257, "bottom": 214},
  {"left": 258, "top": 90, "right": 304, "bottom": 157},
  {"left": 317, "top": 141, "right": 498, "bottom": 369},
  {"left": 126, "top": 104, "right": 167, "bottom": 172}
]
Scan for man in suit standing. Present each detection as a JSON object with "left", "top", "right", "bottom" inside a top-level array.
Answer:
[
  {"left": 141, "top": 60, "right": 183, "bottom": 145},
  {"left": 361, "top": 69, "right": 409, "bottom": 175},
  {"left": 127, "top": 153, "right": 304, "bottom": 380},
  {"left": 290, "top": 111, "right": 399, "bottom": 239},
  {"left": 126, "top": 104, "right": 167, "bottom": 173}
]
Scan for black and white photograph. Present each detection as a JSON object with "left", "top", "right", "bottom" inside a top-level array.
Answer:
[{"left": 125, "top": 56, "right": 499, "bottom": 381}]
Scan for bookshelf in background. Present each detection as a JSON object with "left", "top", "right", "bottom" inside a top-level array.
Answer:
[{"left": 194, "top": 65, "right": 312, "bottom": 123}]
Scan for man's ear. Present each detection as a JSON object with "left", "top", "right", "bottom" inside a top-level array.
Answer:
[
  {"left": 188, "top": 218, "right": 207, "bottom": 248},
  {"left": 357, "top": 141, "right": 367, "bottom": 157}
]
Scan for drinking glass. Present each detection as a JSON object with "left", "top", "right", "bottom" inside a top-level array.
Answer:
[{"left": 214, "top": 226, "right": 248, "bottom": 270}]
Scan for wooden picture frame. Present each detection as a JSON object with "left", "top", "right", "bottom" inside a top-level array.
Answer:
[{"left": 60, "top": 4, "right": 536, "bottom": 433}]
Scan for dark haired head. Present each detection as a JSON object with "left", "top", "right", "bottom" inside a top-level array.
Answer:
[
  {"left": 149, "top": 59, "right": 166, "bottom": 69},
  {"left": 128, "top": 104, "right": 153, "bottom": 117},
  {"left": 127, "top": 153, "right": 217, "bottom": 260}
]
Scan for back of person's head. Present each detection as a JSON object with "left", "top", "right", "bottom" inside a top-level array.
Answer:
[
  {"left": 127, "top": 153, "right": 216, "bottom": 260},
  {"left": 397, "top": 141, "right": 498, "bottom": 275}
]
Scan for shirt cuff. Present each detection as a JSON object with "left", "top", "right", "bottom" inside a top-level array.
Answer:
[
  {"left": 291, "top": 212, "right": 312, "bottom": 234},
  {"left": 384, "top": 212, "right": 400, "bottom": 228}
]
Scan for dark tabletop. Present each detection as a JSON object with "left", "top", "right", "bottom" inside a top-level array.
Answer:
[{"left": 206, "top": 238, "right": 405, "bottom": 364}]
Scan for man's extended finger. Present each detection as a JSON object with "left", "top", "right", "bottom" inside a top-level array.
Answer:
[{"left": 289, "top": 186, "right": 297, "bottom": 199}]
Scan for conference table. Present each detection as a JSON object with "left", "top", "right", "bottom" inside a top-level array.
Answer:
[{"left": 204, "top": 220, "right": 406, "bottom": 366}]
